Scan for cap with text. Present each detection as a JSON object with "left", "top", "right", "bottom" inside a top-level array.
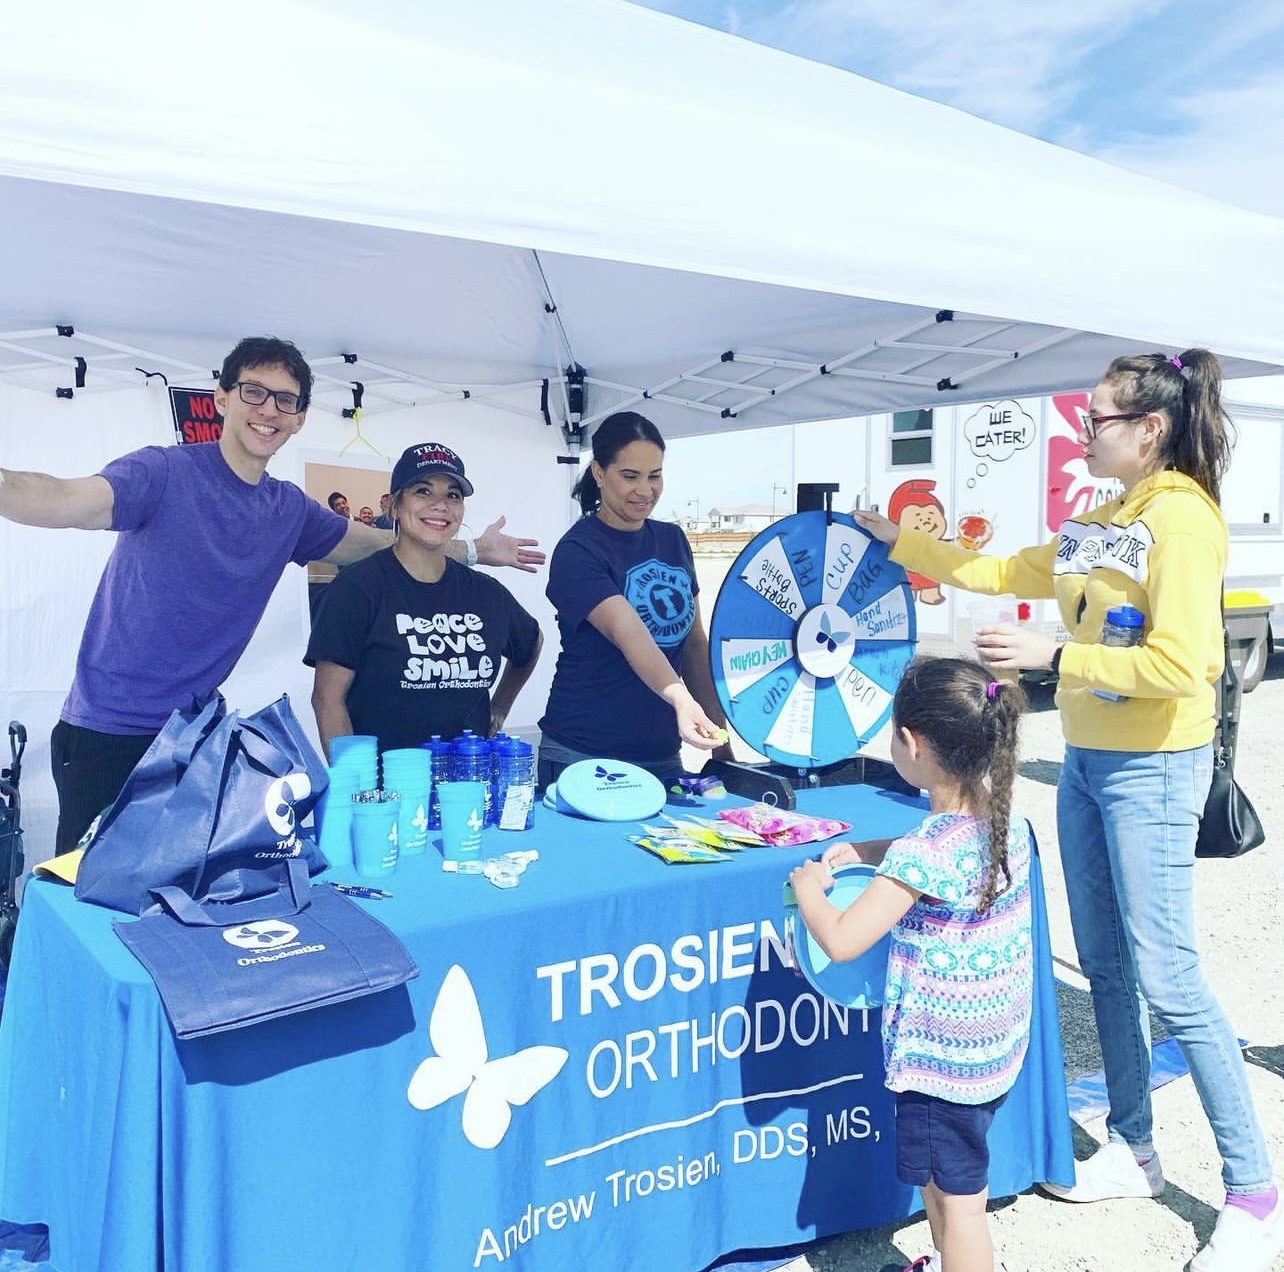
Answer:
[{"left": 390, "top": 442, "right": 474, "bottom": 498}]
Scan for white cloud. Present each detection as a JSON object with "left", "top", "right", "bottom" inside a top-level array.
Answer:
[
  {"left": 1090, "top": 74, "right": 1284, "bottom": 216},
  {"left": 640, "top": 0, "right": 1284, "bottom": 214},
  {"left": 738, "top": 0, "right": 1168, "bottom": 131}
]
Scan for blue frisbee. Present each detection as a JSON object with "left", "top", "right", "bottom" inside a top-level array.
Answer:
[
  {"left": 785, "top": 864, "right": 890, "bottom": 1008},
  {"left": 553, "top": 759, "right": 666, "bottom": 822}
]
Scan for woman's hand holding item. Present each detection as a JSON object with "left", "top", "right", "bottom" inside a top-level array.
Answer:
[
  {"left": 850, "top": 508, "right": 900, "bottom": 545},
  {"left": 973, "top": 623, "right": 1059, "bottom": 671},
  {"left": 663, "top": 683, "right": 726, "bottom": 750}
]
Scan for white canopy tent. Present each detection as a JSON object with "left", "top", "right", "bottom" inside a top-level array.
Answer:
[
  {"left": 2, "top": 0, "right": 1283, "bottom": 433},
  {"left": 3, "top": 0, "right": 1284, "bottom": 857}
]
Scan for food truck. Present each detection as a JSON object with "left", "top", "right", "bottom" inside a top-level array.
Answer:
[{"left": 793, "top": 380, "right": 1283, "bottom": 690}]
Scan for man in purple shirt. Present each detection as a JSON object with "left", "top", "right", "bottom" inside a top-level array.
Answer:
[{"left": 0, "top": 336, "right": 543, "bottom": 853}]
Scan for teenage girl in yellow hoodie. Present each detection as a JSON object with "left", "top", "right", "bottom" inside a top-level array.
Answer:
[{"left": 854, "top": 349, "right": 1280, "bottom": 1272}]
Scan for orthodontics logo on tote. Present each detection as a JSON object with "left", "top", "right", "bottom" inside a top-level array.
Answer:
[
  {"left": 263, "top": 772, "right": 313, "bottom": 841},
  {"left": 222, "top": 921, "right": 301, "bottom": 951},
  {"left": 407, "top": 965, "right": 569, "bottom": 1150},
  {"left": 624, "top": 559, "right": 693, "bottom": 648}
]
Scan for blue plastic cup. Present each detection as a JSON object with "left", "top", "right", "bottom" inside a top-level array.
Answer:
[
  {"left": 316, "top": 791, "right": 356, "bottom": 871},
  {"left": 436, "top": 781, "right": 486, "bottom": 869},
  {"left": 394, "top": 788, "right": 432, "bottom": 856},
  {"left": 350, "top": 799, "right": 399, "bottom": 879}
]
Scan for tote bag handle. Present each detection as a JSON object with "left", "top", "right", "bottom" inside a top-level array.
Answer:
[{"left": 147, "top": 857, "right": 312, "bottom": 928}]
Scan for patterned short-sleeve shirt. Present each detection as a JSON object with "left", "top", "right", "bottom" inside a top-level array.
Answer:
[{"left": 878, "top": 812, "right": 1033, "bottom": 1104}]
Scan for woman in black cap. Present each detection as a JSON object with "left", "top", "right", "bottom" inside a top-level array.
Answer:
[{"left": 306, "top": 443, "right": 542, "bottom": 756}]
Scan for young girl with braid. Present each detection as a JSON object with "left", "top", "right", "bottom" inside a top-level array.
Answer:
[
  {"left": 854, "top": 349, "right": 1281, "bottom": 1272},
  {"left": 790, "top": 657, "right": 1032, "bottom": 1272}
]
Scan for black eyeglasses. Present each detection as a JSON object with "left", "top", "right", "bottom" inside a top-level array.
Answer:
[
  {"left": 1083, "top": 411, "right": 1147, "bottom": 439},
  {"left": 232, "top": 381, "right": 305, "bottom": 415}
]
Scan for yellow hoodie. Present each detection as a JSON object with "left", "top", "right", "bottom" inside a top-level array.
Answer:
[{"left": 892, "top": 471, "right": 1225, "bottom": 752}]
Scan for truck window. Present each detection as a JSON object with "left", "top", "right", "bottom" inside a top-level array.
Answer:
[{"left": 891, "top": 409, "right": 933, "bottom": 466}]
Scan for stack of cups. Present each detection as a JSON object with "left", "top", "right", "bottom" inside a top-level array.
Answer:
[
  {"left": 381, "top": 747, "right": 433, "bottom": 856},
  {"left": 329, "top": 734, "right": 379, "bottom": 789},
  {"left": 315, "top": 763, "right": 363, "bottom": 871},
  {"left": 451, "top": 732, "right": 494, "bottom": 826},
  {"left": 420, "top": 735, "right": 454, "bottom": 830}
]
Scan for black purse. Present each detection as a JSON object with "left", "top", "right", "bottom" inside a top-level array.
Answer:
[{"left": 1195, "top": 627, "right": 1265, "bottom": 859}]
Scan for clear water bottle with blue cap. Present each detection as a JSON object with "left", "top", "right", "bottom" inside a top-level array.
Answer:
[{"left": 1093, "top": 604, "right": 1145, "bottom": 701}]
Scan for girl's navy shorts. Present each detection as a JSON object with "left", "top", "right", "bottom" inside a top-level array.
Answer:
[{"left": 894, "top": 1088, "right": 1007, "bottom": 1196}]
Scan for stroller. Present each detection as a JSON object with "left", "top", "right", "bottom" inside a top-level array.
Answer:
[{"left": 0, "top": 721, "right": 27, "bottom": 970}]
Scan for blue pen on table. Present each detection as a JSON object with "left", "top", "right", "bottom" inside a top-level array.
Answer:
[{"left": 330, "top": 882, "right": 394, "bottom": 900}]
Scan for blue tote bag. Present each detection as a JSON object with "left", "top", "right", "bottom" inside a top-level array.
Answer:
[
  {"left": 114, "top": 859, "right": 419, "bottom": 1039},
  {"left": 76, "top": 695, "right": 330, "bottom": 914}
]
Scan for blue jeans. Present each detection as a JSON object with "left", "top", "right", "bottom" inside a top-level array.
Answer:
[{"left": 1057, "top": 743, "right": 1273, "bottom": 1192}]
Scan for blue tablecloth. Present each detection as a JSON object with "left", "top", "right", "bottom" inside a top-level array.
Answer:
[{"left": 0, "top": 786, "right": 1072, "bottom": 1272}]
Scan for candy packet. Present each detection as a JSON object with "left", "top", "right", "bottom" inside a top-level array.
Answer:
[
  {"left": 716, "top": 804, "right": 852, "bottom": 847},
  {"left": 645, "top": 815, "right": 759, "bottom": 850},
  {"left": 629, "top": 835, "right": 729, "bottom": 865}
]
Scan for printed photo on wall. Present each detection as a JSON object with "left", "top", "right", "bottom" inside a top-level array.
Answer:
[{"left": 303, "top": 455, "right": 394, "bottom": 615}]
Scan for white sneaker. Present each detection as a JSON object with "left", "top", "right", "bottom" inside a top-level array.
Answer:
[
  {"left": 1038, "top": 1141, "right": 1165, "bottom": 1203},
  {"left": 1189, "top": 1193, "right": 1284, "bottom": 1272}
]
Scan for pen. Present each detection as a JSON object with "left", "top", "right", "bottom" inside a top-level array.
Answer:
[{"left": 329, "top": 882, "right": 394, "bottom": 900}]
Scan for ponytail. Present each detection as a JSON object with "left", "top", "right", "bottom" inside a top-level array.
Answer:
[
  {"left": 570, "top": 466, "right": 602, "bottom": 516},
  {"left": 1104, "top": 348, "right": 1232, "bottom": 503},
  {"left": 979, "top": 678, "right": 1023, "bottom": 913},
  {"left": 572, "top": 411, "right": 666, "bottom": 518}
]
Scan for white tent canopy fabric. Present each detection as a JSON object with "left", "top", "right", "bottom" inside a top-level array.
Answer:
[{"left": 2, "top": 0, "right": 1284, "bottom": 438}]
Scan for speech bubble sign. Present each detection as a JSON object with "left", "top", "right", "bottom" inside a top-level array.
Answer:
[{"left": 964, "top": 400, "right": 1036, "bottom": 464}]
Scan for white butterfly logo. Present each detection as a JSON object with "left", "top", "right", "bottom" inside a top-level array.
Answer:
[{"left": 407, "top": 964, "right": 568, "bottom": 1149}]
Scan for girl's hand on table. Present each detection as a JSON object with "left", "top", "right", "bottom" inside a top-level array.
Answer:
[
  {"left": 821, "top": 841, "right": 862, "bottom": 869},
  {"left": 789, "top": 858, "right": 834, "bottom": 896}
]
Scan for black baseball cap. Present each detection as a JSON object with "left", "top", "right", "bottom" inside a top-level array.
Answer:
[{"left": 389, "top": 442, "right": 474, "bottom": 498}]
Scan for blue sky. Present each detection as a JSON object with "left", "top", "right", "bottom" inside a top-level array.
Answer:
[
  {"left": 633, "top": 0, "right": 1284, "bottom": 217},
  {"left": 634, "top": 0, "right": 1284, "bottom": 516}
]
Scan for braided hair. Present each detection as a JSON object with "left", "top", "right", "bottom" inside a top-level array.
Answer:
[{"left": 892, "top": 657, "right": 1026, "bottom": 913}]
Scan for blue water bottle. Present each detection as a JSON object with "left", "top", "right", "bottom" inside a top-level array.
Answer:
[
  {"left": 495, "top": 739, "right": 536, "bottom": 831},
  {"left": 1093, "top": 604, "right": 1145, "bottom": 701},
  {"left": 420, "top": 734, "right": 453, "bottom": 829},
  {"left": 452, "top": 732, "right": 494, "bottom": 825},
  {"left": 489, "top": 734, "right": 515, "bottom": 826}
]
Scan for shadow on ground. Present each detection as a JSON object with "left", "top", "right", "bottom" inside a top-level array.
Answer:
[
  {"left": 1018, "top": 758, "right": 1061, "bottom": 786},
  {"left": 1245, "top": 1043, "right": 1283, "bottom": 1079}
]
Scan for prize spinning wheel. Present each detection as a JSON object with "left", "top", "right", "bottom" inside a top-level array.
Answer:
[{"left": 709, "top": 511, "right": 917, "bottom": 769}]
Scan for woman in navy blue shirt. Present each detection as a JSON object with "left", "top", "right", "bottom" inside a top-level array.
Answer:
[{"left": 538, "top": 412, "right": 729, "bottom": 788}]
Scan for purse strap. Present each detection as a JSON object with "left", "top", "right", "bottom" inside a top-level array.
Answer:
[{"left": 1216, "top": 592, "right": 1239, "bottom": 770}]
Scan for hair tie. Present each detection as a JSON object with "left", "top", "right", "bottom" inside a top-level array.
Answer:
[
  {"left": 985, "top": 681, "right": 1000, "bottom": 701},
  {"left": 1169, "top": 356, "right": 1183, "bottom": 371}
]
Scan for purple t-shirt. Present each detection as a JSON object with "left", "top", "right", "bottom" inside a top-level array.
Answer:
[{"left": 60, "top": 443, "right": 347, "bottom": 734}]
